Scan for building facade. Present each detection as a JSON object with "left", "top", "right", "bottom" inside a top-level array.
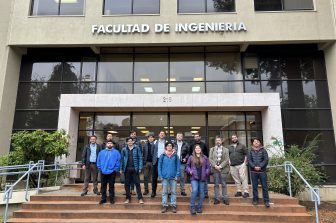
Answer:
[{"left": 1, "top": 0, "right": 336, "bottom": 183}]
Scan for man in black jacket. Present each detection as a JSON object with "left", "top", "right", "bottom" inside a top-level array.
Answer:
[
  {"left": 174, "top": 132, "right": 189, "bottom": 196},
  {"left": 81, "top": 135, "right": 102, "bottom": 196},
  {"left": 142, "top": 132, "right": 155, "bottom": 195}
]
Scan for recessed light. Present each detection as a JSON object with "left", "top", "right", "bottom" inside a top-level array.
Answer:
[
  {"left": 192, "top": 86, "right": 201, "bottom": 92},
  {"left": 144, "top": 87, "right": 153, "bottom": 93},
  {"left": 170, "top": 87, "right": 176, "bottom": 92}
]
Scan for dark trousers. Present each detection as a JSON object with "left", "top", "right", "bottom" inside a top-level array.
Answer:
[
  {"left": 83, "top": 163, "right": 98, "bottom": 192},
  {"left": 101, "top": 172, "right": 116, "bottom": 201},
  {"left": 125, "top": 167, "right": 142, "bottom": 199},
  {"left": 251, "top": 171, "right": 270, "bottom": 203},
  {"left": 143, "top": 161, "right": 152, "bottom": 191},
  {"left": 152, "top": 163, "right": 158, "bottom": 194}
]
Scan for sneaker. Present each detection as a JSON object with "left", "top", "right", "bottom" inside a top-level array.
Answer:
[
  {"left": 143, "top": 190, "right": 149, "bottom": 195},
  {"left": 124, "top": 199, "right": 130, "bottom": 204},
  {"left": 252, "top": 200, "right": 258, "bottom": 206},
  {"left": 265, "top": 202, "right": 270, "bottom": 208},
  {"left": 223, "top": 199, "right": 230, "bottom": 205},
  {"left": 214, "top": 199, "right": 220, "bottom": 205},
  {"left": 196, "top": 208, "right": 202, "bottom": 213},
  {"left": 161, "top": 206, "right": 168, "bottom": 213},
  {"left": 172, "top": 206, "right": 177, "bottom": 213},
  {"left": 190, "top": 208, "right": 196, "bottom": 215},
  {"left": 243, "top": 192, "right": 249, "bottom": 198},
  {"left": 234, "top": 192, "right": 242, "bottom": 197},
  {"left": 181, "top": 192, "right": 187, "bottom": 196},
  {"left": 99, "top": 199, "right": 106, "bottom": 205},
  {"left": 150, "top": 192, "right": 156, "bottom": 198},
  {"left": 80, "top": 191, "right": 87, "bottom": 196},
  {"left": 110, "top": 199, "right": 115, "bottom": 204},
  {"left": 204, "top": 192, "right": 209, "bottom": 198},
  {"left": 139, "top": 198, "right": 144, "bottom": 204}
]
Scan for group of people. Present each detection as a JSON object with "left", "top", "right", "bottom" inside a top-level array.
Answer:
[{"left": 81, "top": 130, "right": 270, "bottom": 215}]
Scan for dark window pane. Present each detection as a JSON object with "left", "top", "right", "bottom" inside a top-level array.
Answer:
[
  {"left": 254, "top": 0, "right": 282, "bottom": 11},
  {"left": 134, "top": 83, "right": 168, "bottom": 94},
  {"left": 134, "top": 54, "right": 168, "bottom": 82},
  {"left": 60, "top": 0, "right": 85, "bottom": 15},
  {"left": 283, "top": 110, "right": 333, "bottom": 129},
  {"left": 133, "top": 0, "right": 160, "bottom": 14},
  {"left": 260, "top": 58, "right": 280, "bottom": 80},
  {"left": 79, "top": 82, "right": 95, "bottom": 93},
  {"left": 170, "top": 82, "right": 205, "bottom": 93},
  {"left": 104, "top": 0, "right": 132, "bottom": 14},
  {"left": 313, "top": 55, "right": 327, "bottom": 79},
  {"left": 261, "top": 81, "right": 282, "bottom": 93},
  {"left": 21, "top": 62, "right": 62, "bottom": 81},
  {"left": 62, "top": 62, "right": 80, "bottom": 81},
  {"left": 283, "top": 0, "right": 314, "bottom": 10},
  {"left": 206, "top": 82, "right": 243, "bottom": 93},
  {"left": 206, "top": 53, "right": 242, "bottom": 81},
  {"left": 96, "top": 83, "right": 132, "bottom": 94},
  {"left": 81, "top": 61, "right": 96, "bottom": 82},
  {"left": 208, "top": 112, "right": 245, "bottom": 130},
  {"left": 13, "top": 111, "right": 58, "bottom": 129},
  {"left": 178, "top": 0, "right": 205, "bottom": 13},
  {"left": 244, "top": 56, "right": 259, "bottom": 80},
  {"left": 61, "top": 82, "right": 80, "bottom": 94},
  {"left": 170, "top": 113, "right": 206, "bottom": 137},
  {"left": 300, "top": 57, "right": 314, "bottom": 80},
  {"left": 244, "top": 81, "right": 261, "bottom": 93},
  {"left": 281, "top": 57, "right": 301, "bottom": 79},
  {"left": 31, "top": 0, "right": 59, "bottom": 16},
  {"left": 133, "top": 113, "right": 168, "bottom": 137},
  {"left": 170, "top": 54, "right": 204, "bottom": 81},
  {"left": 79, "top": 112, "right": 94, "bottom": 130},
  {"left": 207, "top": 0, "right": 235, "bottom": 12},
  {"left": 246, "top": 112, "right": 262, "bottom": 130},
  {"left": 95, "top": 113, "right": 130, "bottom": 131},
  {"left": 98, "top": 55, "right": 133, "bottom": 82},
  {"left": 16, "top": 83, "right": 60, "bottom": 109}
]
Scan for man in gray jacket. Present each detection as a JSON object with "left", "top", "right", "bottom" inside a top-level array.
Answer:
[{"left": 229, "top": 134, "right": 249, "bottom": 198}]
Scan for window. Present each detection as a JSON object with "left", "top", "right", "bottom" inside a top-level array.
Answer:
[
  {"left": 178, "top": 0, "right": 235, "bottom": 13},
  {"left": 30, "top": 0, "right": 85, "bottom": 16},
  {"left": 254, "top": 0, "right": 314, "bottom": 11},
  {"left": 104, "top": 0, "right": 160, "bottom": 15}
]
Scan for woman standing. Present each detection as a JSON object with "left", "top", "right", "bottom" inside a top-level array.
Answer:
[
  {"left": 248, "top": 138, "right": 270, "bottom": 208},
  {"left": 186, "top": 144, "right": 211, "bottom": 215}
]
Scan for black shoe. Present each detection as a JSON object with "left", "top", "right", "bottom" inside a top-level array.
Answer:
[
  {"left": 109, "top": 198, "right": 115, "bottom": 204},
  {"left": 214, "top": 199, "right": 220, "bottom": 205},
  {"left": 181, "top": 192, "right": 187, "bottom": 196},
  {"left": 223, "top": 199, "right": 230, "bottom": 205},
  {"left": 253, "top": 200, "right": 258, "bottom": 206},
  {"left": 196, "top": 208, "right": 202, "bottom": 213},
  {"left": 172, "top": 206, "right": 177, "bottom": 213},
  {"left": 204, "top": 192, "right": 209, "bottom": 198},
  {"left": 99, "top": 199, "right": 106, "bottom": 204},
  {"left": 161, "top": 206, "right": 168, "bottom": 213},
  {"left": 143, "top": 190, "right": 149, "bottom": 195},
  {"left": 93, "top": 190, "right": 101, "bottom": 195},
  {"left": 151, "top": 193, "right": 156, "bottom": 198},
  {"left": 190, "top": 208, "right": 196, "bottom": 215},
  {"left": 168, "top": 192, "right": 171, "bottom": 196},
  {"left": 265, "top": 202, "right": 270, "bottom": 208},
  {"left": 80, "top": 191, "right": 87, "bottom": 196},
  {"left": 234, "top": 192, "right": 242, "bottom": 197},
  {"left": 243, "top": 192, "right": 249, "bottom": 198}
]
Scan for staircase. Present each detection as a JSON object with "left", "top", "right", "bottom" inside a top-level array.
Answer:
[{"left": 7, "top": 183, "right": 314, "bottom": 223}]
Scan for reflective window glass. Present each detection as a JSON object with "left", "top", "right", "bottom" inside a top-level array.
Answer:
[
  {"left": 254, "top": 0, "right": 283, "bottom": 11},
  {"left": 208, "top": 112, "right": 245, "bottom": 130},
  {"left": 79, "top": 82, "right": 95, "bottom": 93},
  {"left": 134, "top": 54, "right": 168, "bottom": 82},
  {"left": 21, "top": 62, "right": 62, "bottom": 81},
  {"left": 281, "top": 57, "right": 301, "bottom": 79},
  {"left": 31, "top": 0, "right": 59, "bottom": 16},
  {"left": 207, "top": 0, "right": 235, "bottom": 12},
  {"left": 96, "top": 83, "right": 132, "bottom": 94},
  {"left": 260, "top": 58, "right": 281, "bottom": 80},
  {"left": 62, "top": 62, "right": 80, "bottom": 81},
  {"left": 133, "top": 0, "right": 160, "bottom": 14},
  {"left": 170, "top": 54, "right": 204, "bottom": 81},
  {"left": 13, "top": 111, "right": 58, "bottom": 129},
  {"left": 246, "top": 112, "right": 262, "bottom": 130},
  {"left": 79, "top": 113, "right": 94, "bottom": 130},
  {"left": 170, "top": 113, "right": 206, "bottom": 137},
  {"left": 104, "top": 0, "right": 132, "bottom": 14},
  {"left": 95, "top": 113, "right": 130, "bottom": 130},
  {"left": 133, "top": 113, "right": 168, "bottom": 137},
  {"left": 283, "top": 0, "right": 313, "bottom": 10},
  {"left": 61, "top": 82, "right": 80, "bottom": 94},
  {"left": 60, "top": 0, "right": 85, "bottom": 15},
  {"left": 283, "top": 110, "right": 333, "bottom": 129},
  {"left": 98, "top": 55, "right": 133, "bottom": 82},
  {"left": 206, "top": 53, "right": 242, "bottom": 81},
  {"left": 261, "top": 81, "right": 282, "bottom": 94},
  {"left": 206, "top": 82, "right": 243, "bottom": 93},
  {"left": 134, "top": 83, "right": 168, "bottom": 94},
  {"left": 81, "top": 61, "right": 96, "bottom": 82},
  {"left": 170, "top": 82, "right": 205, "bottom": 94},
  {"left": 244, "top": 81, "right": 261, "bottom": 93},
  {"left": 178, "top": 0, "right": 205, "bottom": 13}
]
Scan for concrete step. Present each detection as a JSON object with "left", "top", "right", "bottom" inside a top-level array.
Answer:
[
  {"left": 22, "top": 201, "right": 306, "bottom": 213},
  {"left": 12, "top": 209, "right": 313, "bottom": 222}
]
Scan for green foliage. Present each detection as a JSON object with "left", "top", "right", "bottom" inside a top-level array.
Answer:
[{"left": 266, "top": 136, "right": 325, "bottom": 196}]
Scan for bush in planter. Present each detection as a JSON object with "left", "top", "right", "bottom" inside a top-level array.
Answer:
[
  {"left": 0, "top": 129, "right": 69, "bottom": 188},
  {"left": 266, "top": 135, "right": 325, "bottom": 196}
]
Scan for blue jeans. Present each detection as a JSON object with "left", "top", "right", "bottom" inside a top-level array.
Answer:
[
  {"left": 162, "top": 178, "right": 177, "bottom": 207},
  {"left": 190, "top": 180, "right": 205, "bottom": 210},
  {"left": 251, "top": 171, "right": 269, "bottom": 203},
  {"left": 180, "top": 164, "right": 186, "bottom": 193},
  {"left": 213, "top": 171, "right": 228, "bottom": 201}
]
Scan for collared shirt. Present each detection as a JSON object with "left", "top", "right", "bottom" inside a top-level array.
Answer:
[
  {"left": 157, "top": 139, "right": 165, "bottom": 158},
  {"left": 89, "top": 144, "right": 97, "bottom": 162},
  {"left": 177, "top": 141, "right": 183, "bottom": 158},
  {"left": 126, "top": 147, "right": 134, "bottom": 168}
]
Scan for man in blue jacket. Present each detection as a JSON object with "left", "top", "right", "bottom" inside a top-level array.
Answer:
[{"left": 97, "top": 140, "right": 120, "bottom": 204}]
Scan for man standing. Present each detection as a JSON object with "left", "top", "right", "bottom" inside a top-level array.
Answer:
[
  {"left": 97, "top": 140, "right": 120, "bottom": 204},
  {"left": 101, "top": 133, "right": 113, "bottom": 150},
  {"left": 173, "top": 132, "right": 189, "bottom": 196},
  {"left": 209, "top": 136, "right": 230, "bottom": 205},
  {"left": 142, "top": 132, "right": 155, "bottom": 195},
  {"left": 189, "top": 132, "right": 209, "bottom": 198},
  {"left": 151, "top": 130, "right": 166, "bottom": 198},
  {"left": 81, "top": 135, "right": 102, "bottom": 196},
  {"left": 229, "top": 134, "right": 249, "bottom": 198},
  {"left": 120, "top": 137, "right": 144, "bottom": 204}
]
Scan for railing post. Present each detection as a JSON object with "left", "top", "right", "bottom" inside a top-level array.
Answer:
[
  {"left": 284, "top": 161, "right": 293, "bottom": 197},
  {"left": 25, "top": 161, "right": 34, "bottom": 201},
  {"left": 3, "top": 185, "right": 13, "bottom": 223},
  {"left": 54, "top": 161, "right": 59, "bottom": 187},
  {"left": 311, "top": 187, "right": 320, "bottom": 223},
  {"left": 36, "top": 160, "right": 45, "bottom": 194}
]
